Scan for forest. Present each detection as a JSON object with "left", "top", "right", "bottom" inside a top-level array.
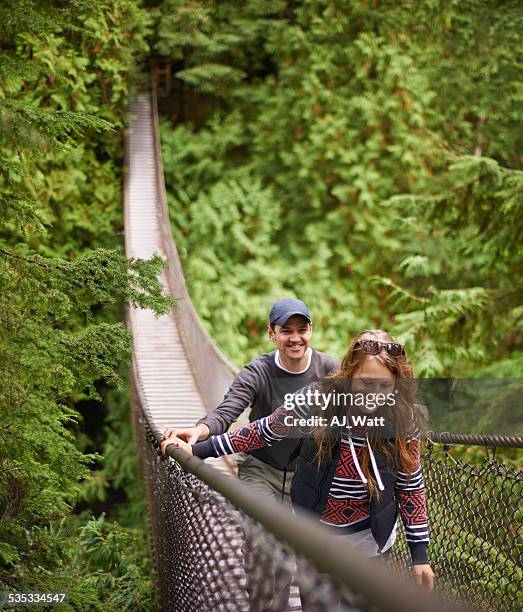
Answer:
[{"left": 1, "top": 1, "right": 521, "bottom": 609}]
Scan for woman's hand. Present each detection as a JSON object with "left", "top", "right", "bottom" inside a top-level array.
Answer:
[
  {"left": 412, "top": 564, "right": 434, "bottom": 592},
  {"left": 160, "top": 434, "right": 193, "bottom": 457}
]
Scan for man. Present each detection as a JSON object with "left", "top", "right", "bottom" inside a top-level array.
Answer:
[
  {"left": 161, "top": 297, "right": 339, "bottom": 610},
  {"left": 162, "top": 297, "right": 340, "bottom": 502}
]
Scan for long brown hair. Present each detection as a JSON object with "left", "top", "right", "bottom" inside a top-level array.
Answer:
[{"left": 313, "top": 329, "right": 423, "bottom": 499}]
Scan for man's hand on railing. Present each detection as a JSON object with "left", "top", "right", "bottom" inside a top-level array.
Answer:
[
  {"left": 160, "top": 434, "right": 194, "bottom": 457},
  {"left": 162, "top": 423, "right": 210, "bottom": 444}
]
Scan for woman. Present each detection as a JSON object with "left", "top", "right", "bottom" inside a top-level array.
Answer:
[{"left": 162, "top": 329, "right": 435, "bottom": 602}]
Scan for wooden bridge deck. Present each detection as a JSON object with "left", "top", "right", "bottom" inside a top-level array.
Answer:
[
  {"left": 124, "top": 93, "right": 301, "bottom": 610},
  {"left": 125, "top": 95, "right": 228, "bottom": 467}
]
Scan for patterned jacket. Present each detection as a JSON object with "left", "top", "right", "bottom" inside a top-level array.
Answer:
[{"left": 193, "top": 386, "right": 430, "bottom": 565}]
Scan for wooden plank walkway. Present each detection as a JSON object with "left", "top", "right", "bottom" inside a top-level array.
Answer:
[
  {"left": 124, "top": 93, "right": 301, "bottom": 610},
  {"left": 125, "top": 95, "right": 226, "bottom": 461}
]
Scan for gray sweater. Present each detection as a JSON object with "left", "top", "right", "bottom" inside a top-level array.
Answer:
[{"left": 197, "top": 349, "right": 340, "bottom": 469}]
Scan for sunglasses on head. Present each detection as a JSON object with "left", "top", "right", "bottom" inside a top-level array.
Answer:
[{"left": 354, "top": 339, "right": 405, "bottom": 357}]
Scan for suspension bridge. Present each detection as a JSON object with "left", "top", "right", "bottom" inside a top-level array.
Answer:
[{"left": 124, "top": 87, "right": 522, "bottom": 612}]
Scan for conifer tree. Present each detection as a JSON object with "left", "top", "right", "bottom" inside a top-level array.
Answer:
[{"left": 1, "top": 1, "right": 166, "bottom": 604}]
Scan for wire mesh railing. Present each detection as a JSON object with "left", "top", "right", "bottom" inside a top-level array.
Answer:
[
  {"left": 132, "top": 369, "right": 500, "bottom": 611},
  {"left": 389, "top": 440, "right": 522, "bottom": 612},
  {"left": 133, "top": 383, "right": 522, "bottom": 612}
]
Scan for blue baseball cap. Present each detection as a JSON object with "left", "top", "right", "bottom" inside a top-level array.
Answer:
[{"left": 269, "top": 298, "right": 312, "bottom": 327}]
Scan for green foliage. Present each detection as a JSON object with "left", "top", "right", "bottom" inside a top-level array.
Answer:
[
  {"left": 78, "top": 371, "right": 149, "bottom": 529},
  {"left": 378, "top": 156, "right": 523, "bottom": 375},
  {"left": 73, "top": 514, "right": 153, "bottom": 611},
  {"left": 157, "top": 0, "right": 523, "bottom": 382},
  {"left": 0, "top": 0, "right": 158, "bottom": 605},
  {"left": 2, "top": 513, "right": 153, "bottom": 611},
  {"left": 162, "top": 118, "right": 285, "bottom": 358}
]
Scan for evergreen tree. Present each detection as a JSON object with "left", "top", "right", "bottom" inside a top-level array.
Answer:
[{"left": 1, "top": 1, "right": 167, "bottom": 606}]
